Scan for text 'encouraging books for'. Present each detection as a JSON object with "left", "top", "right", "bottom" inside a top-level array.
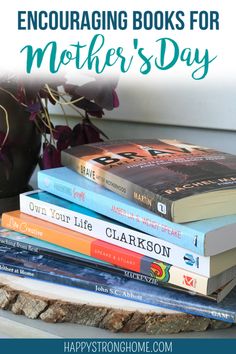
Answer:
[{"left": 61, "top": 139, "right": 236, "bottom": 223}]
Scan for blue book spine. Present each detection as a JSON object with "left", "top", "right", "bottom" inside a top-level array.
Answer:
[
  {"left": 38, "top": 168, "right": 205, "bottom": 255},
  {"left": 0, "top": 243, "right": 235, "bottom": 323},
  {"left": 0, "top": 229, "right": 160, "bottom": 288}
]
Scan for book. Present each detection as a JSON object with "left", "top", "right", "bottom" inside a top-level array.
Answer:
[
  {"left": 0, "top": 226, "right": 160, "bottom": 288},
  {"left": 61, "top": 139, "right": 236, "bottom": 222},
  {"left": 19, "top": 191, "right": 236, "bottom": 277},
  {"left": 0, "top": 242, "right": 236, "bottom": 323},
  {"left": 1, "top": 226, "right": 234, "bottom": 302},
  {"left": 4, "top": 211, "right": 236, "bottom": 295},
  {"left": 0, "top": 226, "right": 111, "bottom": 269},
  {"left": 38, "top": 167, "right": 236, "bottom": 256}
]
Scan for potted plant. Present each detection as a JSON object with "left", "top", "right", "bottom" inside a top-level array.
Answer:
[{"left": 0, "top": 75, "right": 119, "bottom": 213}]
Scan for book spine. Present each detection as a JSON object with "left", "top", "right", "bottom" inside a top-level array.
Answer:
[
  {"left": 61, "top": 152, "right": 174, "bottom": 220},
  {"left": 19, "top": 193, "right": 211, "bottom": 276},
  {"left": 0, "top": 261, "right": 97, "bottom": 293},
  {"left": 0, "top": 234, "right": 160, "bottom": 288},
  {"left": 38, "top": 170, "right": 205, "bottom": 255},
  {"left": 0, "top": 260, "right": 234, "bottom": 323},
  {"left": 2, "top": 212, "right": 214, "bottom": 294},
  {"left": 0, "top": 234, "right": 98, "bottom": 269}
]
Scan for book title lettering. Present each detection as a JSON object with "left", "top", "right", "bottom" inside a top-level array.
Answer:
[{"left": 28, "top": 202, "right": 93, "bottom": 231}]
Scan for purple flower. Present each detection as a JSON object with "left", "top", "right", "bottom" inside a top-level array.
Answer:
[{"left": 27, "top": 102, "right": 41, "bottom": 121}]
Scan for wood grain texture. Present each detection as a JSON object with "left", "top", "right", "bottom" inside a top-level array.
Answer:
[{"left": 0, "top": 281, "right": 232, "bottom": 335}]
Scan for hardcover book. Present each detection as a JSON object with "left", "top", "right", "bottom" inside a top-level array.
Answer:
[
  {"left": 0, "top": 242, "right": 236, "bottom": 323},
  {"left": 4, "top": 211, "right": 236, "bottom": 295},
  {"left": 19, "top": 191, "right": 236, "bottom": 277},
  {"left": 38, "top": 167, "right": 236, "bottom": 256},
  {"left": 61, "top": 139, "right": 236, "bottom": 222}
]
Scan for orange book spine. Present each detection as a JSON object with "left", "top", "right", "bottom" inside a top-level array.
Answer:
[{"left": 1, "top": 210, "right": 143, "bottom": 272}]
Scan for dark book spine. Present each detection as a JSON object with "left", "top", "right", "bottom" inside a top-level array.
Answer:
[
  {"left": 0, "top": 236, "right": 41, "bottom": 254},
  {"left": 0, "top": 260, "right": 234, "bottom": 323},
  {"left": 0, "top": 261, "right": 95, "bottom": 291}
]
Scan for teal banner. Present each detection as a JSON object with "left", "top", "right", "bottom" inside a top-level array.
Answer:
[{"left": 0, "top": 338, "right": 236, "bottom": 354}]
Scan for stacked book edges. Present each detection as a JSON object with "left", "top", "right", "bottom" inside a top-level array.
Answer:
[{"left": 1, "top": 138, "right": 236, "bottom": 324}]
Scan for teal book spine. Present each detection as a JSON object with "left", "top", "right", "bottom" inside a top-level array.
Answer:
[{"left": 38, "top": 167, "right": 206, "bottom": 255}]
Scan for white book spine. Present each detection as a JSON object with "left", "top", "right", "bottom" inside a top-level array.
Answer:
[{"left": 20, "top": 192, "right": 211, "bottom": 276}]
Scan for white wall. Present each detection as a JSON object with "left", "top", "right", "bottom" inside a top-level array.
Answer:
[
  {"left": 51, "top": 76, "right": 236, "bottom": 132},
  {"left": 85, "top": 119, "right": 236, "bottom": 154},
  {"left": 52, "top": 114, "right": 236, "bottom": 155},
  {"left": 107, "top": 79, "right": 236, "bottom": 131}
]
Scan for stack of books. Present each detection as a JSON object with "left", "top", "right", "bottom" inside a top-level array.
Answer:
[{"left": 2, "top": 139, "right": 236, "bottom": 325}]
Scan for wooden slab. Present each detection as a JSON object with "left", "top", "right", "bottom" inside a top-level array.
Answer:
[{"left": 0, "top": 273, "right": 232, "bottom": 335}]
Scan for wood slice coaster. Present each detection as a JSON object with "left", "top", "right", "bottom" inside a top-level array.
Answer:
[{"left": 0, "top": 273, "right": 232, "bottom": 335}]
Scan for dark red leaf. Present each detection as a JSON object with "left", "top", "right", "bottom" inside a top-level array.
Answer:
[
  {"left": 71, "top": 96, "right": 104, "bottom": 118},
  {"left": 87, "top": 109, "right": 104, "bottom": 118},
  {"left": 78, "top": 78, "right": 119, "bottom": 110},
  {"left": 65, "top": 78, "right": 119, "bottom": 111},
  {"left": 83, "top": 122, "right": 102, "bottom": 143},
  {"left": 112, "top": 89, "right": 119, "bottom": 108},
  {"left": 53, "top": 125, "right": 73, "bottom": 151},
  {"left": 53, "top": 125, "right": 71, "bottom": 140},
  {"left": 71, "top": 123, "right": 87, "bottom": 146},
  {"left": 71, "top": 97, "right": 101, "bottom": 112},
  {"left": 39, "top": 144, "right": 61, "bottom": 170}
]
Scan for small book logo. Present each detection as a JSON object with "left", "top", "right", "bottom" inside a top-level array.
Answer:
[
  {"left": 183, "top": 275, "right": 197, "bottom": 288},
  {"left": 183, "top": 254, "right": 199, "bottom": 268},
  {"left": 157, "top": 202, "right": 166, "bottom": 214}
]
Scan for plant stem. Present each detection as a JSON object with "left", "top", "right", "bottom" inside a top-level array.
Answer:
[
  {"left": 45, "top": 84, "right": 85, "bottom": 105},
  {"left": 37, "top": 94, "right": 55, "bottom": 146},
  {"left": 0, "top": 104, "right": 9, "bottom": 150},
  {"left": 0, "top": 87, "right": 27, "bottom": 108}
]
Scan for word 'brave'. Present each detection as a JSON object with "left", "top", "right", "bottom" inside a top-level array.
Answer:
[
  {"left": 92, "top": 144, "right": 206, "bottom": 166},
  {"left": 20, "top": 35, "right": 217, "bottom": 80}
]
